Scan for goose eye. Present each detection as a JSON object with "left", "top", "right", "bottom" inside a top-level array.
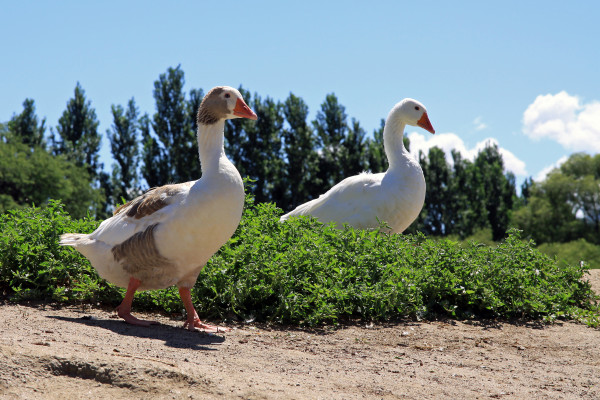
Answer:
[
  {"left": 224, "top": 93, "right": 231, "bottom": 99},
  {"left": 415, "top": 106, "right": 420, "bottom": 111}
]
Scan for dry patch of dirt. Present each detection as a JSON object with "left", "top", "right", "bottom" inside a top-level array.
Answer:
[{"left": 1, "top": 269, "right": 599, "bottom": 399}]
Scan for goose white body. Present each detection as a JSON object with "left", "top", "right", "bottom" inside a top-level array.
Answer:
[
  {"left": 68, "top": 154, "right": 244, "bottom": 291},
  {"left": 281, "top": 98, "right": 435, "bottom": 234},
  {"left": 60, "top": 86, "right": 257, "bottom": 331}
]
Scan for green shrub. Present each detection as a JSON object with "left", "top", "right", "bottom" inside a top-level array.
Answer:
[
  {"left": 198, "top": 199, "right": 599, "bottom": 326},
  {"left": 538, "top": 239, "right": 600, "bottom": 270},
  {"left": 1, "top": 198, "right": 598, "bottom": 327},
  {"left": 0, "top": 200, "right": 119, "bottom": 302},
  {"left": 447, "top": 227, "right": 496, "bottom": 246}
]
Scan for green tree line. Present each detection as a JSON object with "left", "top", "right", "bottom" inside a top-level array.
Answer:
[{"left": 1, "top": 66, "right": 599, "bottom": 248}]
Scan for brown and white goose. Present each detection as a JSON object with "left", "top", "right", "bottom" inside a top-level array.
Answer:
[
  {"left": 280, "top": 98, "right": 435, "bottom": 233},
  {"left": 60, "top": 86, "right": 257, "bottom": 332}
]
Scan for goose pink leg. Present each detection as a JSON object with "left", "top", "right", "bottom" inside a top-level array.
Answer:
[
  {"left": 179, "top": 287, "right": 230, "bottom": 333},
  {"left": 116, "top": 277, "right": 159, "bottom": 326}
]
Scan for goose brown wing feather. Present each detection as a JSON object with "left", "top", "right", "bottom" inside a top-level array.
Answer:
[{"left": 113, "top": 184, "right": 188, "bottom": 219}]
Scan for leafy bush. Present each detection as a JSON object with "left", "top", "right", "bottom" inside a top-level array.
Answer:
[
  {"left": 538, "top": 239, "right": 600, "bottom": 270},
  {"left": 1, "top": 198, "right": 598, "bottom": 327},
  {"left": 0, "top": 140, "right": 103, "bottom": 218},
  {"left": 447, "top": 228, "right": 600, "bottom": 270},
  {"left": 0, "top": 201, "right": 118, "bottom": 302},
  {"left": 199, "top": 198, "right": 599, "bottom": 326}
]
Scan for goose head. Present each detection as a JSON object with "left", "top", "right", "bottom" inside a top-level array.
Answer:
[
  {"left": 197, "top": 86, "right": 258, "bottom": 125},
  {"left": 389, "top": 98, "right": 435, "bottom": 134}
]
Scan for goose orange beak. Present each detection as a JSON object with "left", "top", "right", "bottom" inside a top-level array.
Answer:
[
  {"left": 417, "top": 112, "right": 435, "bottom": 134},
  {"left": 233, "top": 98, "right": 258, "bottom": 120}
]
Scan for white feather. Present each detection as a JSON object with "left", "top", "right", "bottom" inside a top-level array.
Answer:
[
  {"left": 60, "top": 87, "right": 250, "bottom": 291},
  {"left": 281, "top": 98, "right": 435, "bottom": 234}
]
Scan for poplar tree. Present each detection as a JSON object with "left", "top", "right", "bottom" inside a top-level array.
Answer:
[
  {"left": 474, "top": 144, "right": 515, "bottom": 241},
  {"left": 447, "top": 150, "right": 474, "bottom": 237},
  {"left": 410, "top": 144, "right": 515, "bottom": 240},
  {"left": 152, "top": 66, "right": 186, "bottom": 182},
  {"left": 52, "top": 82, "right": 102, "bottom": 178},
  {"left": 281, "top": 93, "right": 319, "bottom": 210},
  {"left": 366, "top": 119, "right": 387, "bottom": 173},
  {"left": 313, "top": 94, "right": 348, "bottom": 193},
  {"left": 342, "top": 118, "right": 368, "bottom": 177},
  {"left": 144, "top": 66, "right": 200, "bottom": 184},
  {"left": 7, "top": 99, "right": 46, "bottom": 148},
  {"left": 420, "top": 147, "right": 451, "bottom": 235},
  {"left": 186, "top": 87, "right": 204, "bottom": 179},
  {"left": 52, "top": 82, "right": 109, "bottom": 217},
  {"left": 140, "top": 113, "right": 168, "bottom": 188},
  {"left": 107, "top": 98, "right": 141, "bottom": 205},
  {"left": 243, "top": 94, "right": 285, "bottom": 204}
]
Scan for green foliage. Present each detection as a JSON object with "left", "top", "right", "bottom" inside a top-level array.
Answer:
[
  {"left": 1, "top": 96, "right": 103, "bottom": 219},
  {"left": 107, "top": 98, "right": 142, "bottom": 204},
  {"left": 3, "top": 66, "right": 597, "bottom": 250},
  {"left": 50, "top": 82, "right": 110, "bottom": 218},
  {"left": 419, "top": 147, "right": 450, "bottom": 235},
  {"left": 365, "top": 119, "right": 385, "bottom": 172},
  {"left": 199, "top": 201, "right": 599, "bottom": 326},
  {"left": 447, "top": 227, "right": 497, "bottom": 246},
  {"left": 280, "top": 93, "right": 319, "bottom": 210},
  {"left": 0, "top": 201, "right": 115, "bottom": 302},
  {"left": 52, "top": 82, "right": 102, "bottom": 178},
  {"left": 513, "top": 172, "right": 578, "bottom": 243},
  {"left": 448, "top": 228, "right": 600, "bottom": 270},
  {"left": 538, "top": 239, "right": 600, "bottom": 270},
  {"left": 6, "top": 98, "right": 46, "bottom": 148},
  {"left": 473, "top": 145, "right": 515, "bottom": 241},
  {"left": 1, "top": 198, "right": 598, "bottom": 327},
  {"left": 310, "top": 93, "right": 369, "bottom": 198},
  {"left": 514, "top": 153, "right": 600, "bottom": 246},
  {"left": 1, "top": 65, "right": 598, "bottom": 325},
  {"left": 139, "top": 113, "right": 168, "bottom": 189},
  {"left": 410, "top": 144, "right": 516, "bottom": 241},
  {"left": 240, "top": 93, "right": 286, "bottom": 204},
  {"left": 143, "top": 65, "right": 202, "bottom": 185},
  {"left": 0, "top": 140, "right": 102, "bottom": 218}
]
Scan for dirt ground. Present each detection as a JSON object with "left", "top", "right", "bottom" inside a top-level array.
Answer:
[{"left": 1, "top": 270, "right": 599, "bottom": 400}]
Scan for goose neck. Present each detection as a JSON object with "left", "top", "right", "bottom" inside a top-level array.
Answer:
[
  {"left": 197, "top": 121, "right": 228, "bottom": 175},
  {"left": 383, "top": 118, "right": 410, "bottom": 170}
]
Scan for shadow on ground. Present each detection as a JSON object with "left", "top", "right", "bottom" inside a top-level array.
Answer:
[{"left": 48, "top": 314, "right": 225, "bottom": 350}]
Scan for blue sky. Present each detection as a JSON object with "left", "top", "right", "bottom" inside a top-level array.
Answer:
[{"left": 2, "top": 1, "right": 599, "bottom": 186}]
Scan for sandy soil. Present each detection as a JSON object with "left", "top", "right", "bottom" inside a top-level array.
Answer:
[{"left": 1, "top": 269, "right": 599, "bottom": 400}]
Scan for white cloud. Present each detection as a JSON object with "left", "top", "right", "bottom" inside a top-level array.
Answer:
[
  {"left": 407, "top": 132, "right": 467, "bottom": 161},
  {"left": 473, "top": 116, "right": 487, "bottom": 131},
  {"left": 534, "top": 155, "right": 569, "bottom": 182},
  {"left": 495, "top": 145, "right": 528, "bottom": 177},
  {"left": 523, "top": 91, "right": 600, "bottom": 152},
  {"left": 407, "top": 132, "right": 528, "bottom": 177}
]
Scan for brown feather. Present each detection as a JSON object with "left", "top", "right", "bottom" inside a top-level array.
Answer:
[
  {"left": 113, "top": 184, "right": 186, "bottom": 219},
  {"left": 111, "top": 223, "right": 175, "bottom": 281},
  {"left": 197, "top": 86, "right": 229, "bottom": 125}
]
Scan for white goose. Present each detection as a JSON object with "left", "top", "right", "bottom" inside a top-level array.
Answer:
[
  {"left": 60, "top": 86, "right": 257, "bottom": 332},
  {"left": 280, "top": 98, "right": 435, "bottom": 233}
]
